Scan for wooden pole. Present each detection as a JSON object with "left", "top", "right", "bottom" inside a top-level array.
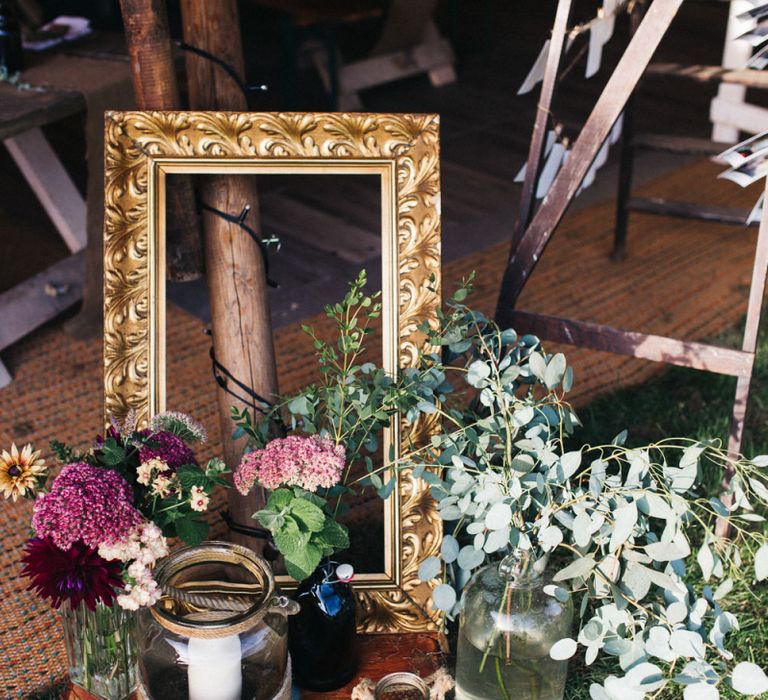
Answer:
[
  {"left": 180, "top": 0, "right": 278, "bottom": 542},
  {"left": 119, "top": 0, "right": 204, "bottom": 281}
]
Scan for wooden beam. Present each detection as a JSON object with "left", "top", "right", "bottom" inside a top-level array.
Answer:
[
  {"left": 0, "top": 252, "right": 84, "bottom": 352},
  {"left": 630, "top": 133, "right": 723, "bottom": 156},
  {"left": 717, "top": 178, "right": 768, "bottom": 535},
  {"left": 4, "top": 128, "right": 86, "bottom": 253},
  {"left": 506, "top": 310, "right": 754, "bottom": 378},
  {"left": 710, "top": 96, "right": 768, "bottom": 139},
  {"left": 514, "top": 0, "right": 573, "bottom": 247},
  {"left": 627, "top": 197, "right": 755, "bottom": 226},
  {"left": 260, "top": 195, "right": 380, "bottom": 263},
  {"left": 495, "top": 0, "right": 684, "bottom": 321},
  {"left": 647, "top": 62, "right": 768, "bottom": 89},
  {"left": 339, "top": 36, "right": 455, "bottom": 94}
]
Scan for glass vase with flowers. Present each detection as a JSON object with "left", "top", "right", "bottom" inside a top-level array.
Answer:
[{"left": 1, "top": 411, "right": 229, "bottom": 700}]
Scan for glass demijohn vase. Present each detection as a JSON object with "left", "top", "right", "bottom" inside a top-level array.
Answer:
[
  {"left": 456, "top": 550, "right": 573, "bottom": 700},
  {"left": 60, "top": 601, "right": 138, "bottom": 700}
]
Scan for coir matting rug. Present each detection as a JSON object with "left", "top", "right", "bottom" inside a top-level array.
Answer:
[{"left": 0, "top": 159, "right": 764, "bottom": 697}]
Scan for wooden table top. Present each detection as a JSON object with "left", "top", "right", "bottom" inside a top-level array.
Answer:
[
  {"left": 0, "top": 32, "right": 128, "bottom": 141},
  {"left": 64, "top": 632, "right": 445, "bottom": 699}
]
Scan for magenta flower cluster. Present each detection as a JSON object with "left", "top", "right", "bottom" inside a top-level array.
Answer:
[
  {"left": 32, "top": 462, "right": 143, "bottom": 550},
  {"left": 138, "top": 430, "right": 196, "bottom": 471},
  {"left": 235, "top": 435, "right": 345, "bottom": 494}
]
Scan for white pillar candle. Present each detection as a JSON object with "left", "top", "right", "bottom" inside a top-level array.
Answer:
[{"left": 187, "top": 634, "right": 242, "bottom": 700}]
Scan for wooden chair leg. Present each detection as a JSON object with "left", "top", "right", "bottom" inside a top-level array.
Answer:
[
  {"left": 0, "top": 359, "right": 10, "bottom": 389},
  {"left": 612, "top": 101, "right": 635, "bottom": 261}
]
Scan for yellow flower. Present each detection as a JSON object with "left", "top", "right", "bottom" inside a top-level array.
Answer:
[{"left": 0, "top": 443, "right": 46, "bottom": 501}]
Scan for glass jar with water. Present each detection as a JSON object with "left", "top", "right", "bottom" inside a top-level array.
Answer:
[{"left": 455, "top": 550, "right": 573, "bottom": 700}]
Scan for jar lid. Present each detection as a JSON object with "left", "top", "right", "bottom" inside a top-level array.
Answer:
[
  {"left": 151, "top": 541, "right": 289, "bottom": 638},
  {"left": 374, "top": 672, "right": 429, "bottom": 700}
]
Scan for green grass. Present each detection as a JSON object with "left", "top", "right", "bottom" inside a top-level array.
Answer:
[{"left": 563, "top": 319, "right": 768, "bottom": 699}]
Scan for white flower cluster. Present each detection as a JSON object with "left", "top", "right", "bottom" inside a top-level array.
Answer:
[
  {"left": 98, "top": 521, "right": 169, "bottom": 611},
  {"left": 137, "top": 457, "right": 184, "bottom": 500},
  {"left": 190, "top": 485, "right": 210, "bottom": 512}
]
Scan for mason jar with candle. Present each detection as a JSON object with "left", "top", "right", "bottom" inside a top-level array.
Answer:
[{"left": 137, "top": 541, "right": 298, "bottom": 700}]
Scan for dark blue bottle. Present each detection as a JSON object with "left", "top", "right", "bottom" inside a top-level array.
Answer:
[{"left": 289, "top": 560, "right": 358, "bottom": 691}]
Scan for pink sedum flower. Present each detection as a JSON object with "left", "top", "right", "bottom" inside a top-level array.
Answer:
[
  {"left": 32, "top": 463, "right": 142, "bottom": 551},
  {"left": 235, "top": 435, "right": 345, "bottom": 494}
]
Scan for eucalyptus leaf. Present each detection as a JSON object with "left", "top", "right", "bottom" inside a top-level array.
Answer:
[
  {"left": 683, "top": 684, "right": 719, "bottom": 700},
  {"left": 539, "top": 525, "right": 564, "bottom": 551},
  {"left": 560, "top": 451, "right": 582, "bottom": 480},
  {"left": 432, "top": 584, "right": 457, "bottom": 612},
  {"left": 528, "top": 352, "right": 547, "bottom": 381},
  {"left": 563, "top": 366, "right": 574, "bottom": 392},
  {"left": 549, "top": 637, "right": 578, "bottom": 660},
  {"left": 645, "top": 541, "right": 690, "bottom": 562},
  {"left": 731, "top": 662, "right": 768, "bottom": 695},
  {"left": 418, "top": 556, "right": 441, "bottom": 581},
  {"left": 485, "top": 502, "right": 513, "bottom": 530},
  {"left": 457, "top": 545, "right": 485, "bottom": 571},
  {"left": 670, "top": 630, "right": 705, "bottom": 660},
  {"left": 573, "top": 513, "right": 594, "bottom": 548},
  {"left": 441, "top": 534, "right": 460, "bottom": 563},
  {"left": 544, "top": 353, "right": 567, "bottom": 390},
  {"left": 609, "top": 502, "right": 637, "bottom": 552},
  {"left": 756, "top": 543, "right": 768, "bottom": 581},
  {"left": 554, "top": 556, "right": 597, "bottom": 582},
  {"left": 713, "top": 578, "right": 733, "bottom": 600},
  {"left": 484, "top": 527, "right": 511, "bottom": 553},
  {"left": 467, "top": 360, "right": 491, "bottom": 387},
  {"left": 697, "top": 544, "right": 715, "bottom": 582}
]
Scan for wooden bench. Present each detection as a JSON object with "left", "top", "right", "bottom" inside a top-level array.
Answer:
[{"left": 0, "top": 34, "right": 133, "bottom": 386}]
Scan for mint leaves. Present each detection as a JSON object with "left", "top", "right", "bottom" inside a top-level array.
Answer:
[{"left": 255, "top": 488, "right": 350, "bottom": 580}]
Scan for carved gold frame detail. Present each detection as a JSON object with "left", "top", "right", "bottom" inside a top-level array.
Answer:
[{"left": 103, "top": 111, "right": 442, "bottom": 633}]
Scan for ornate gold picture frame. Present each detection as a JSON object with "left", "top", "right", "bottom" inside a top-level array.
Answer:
[{"left": 103, "top": 111, "right": 442, "bottom": 633}]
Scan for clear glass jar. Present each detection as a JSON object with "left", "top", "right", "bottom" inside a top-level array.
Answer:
[
  {"left": 456, "top": 551, "right": 573, "bottom": 700},
  {"left": 60, "top": 600, "right": 138, "bottom": 699},
  {"left": 137, "top": 541, "right": 299, "bottom": 700}
]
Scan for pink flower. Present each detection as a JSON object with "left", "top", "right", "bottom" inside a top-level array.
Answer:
[
  {"left": 32, "top": 463, "right": 143, "bottom": 551},
  {"left": 235, "top": 435, "right": 345, "bottom": 494},
  {"left": 139, "top": 430, "right": 196, "bottom": 471}
]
